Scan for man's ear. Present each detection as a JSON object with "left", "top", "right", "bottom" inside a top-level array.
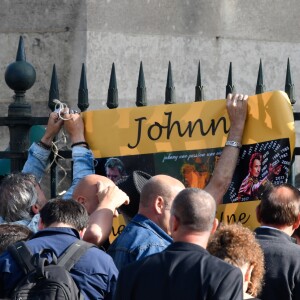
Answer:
[
  {"left": 38, "top": 217, "right": 45, "bottom": 230},
  {"left": 210, "top": 218, "right": 219, "bottom": 235},
  {"left": 292, "top": 214, "right": 300, "bottom": 230},
  {"left": 76, "top": 196, "right": 86, "bottom": 205},
  {"left": 154, "top": 196, "right": 164, "bottom": 214},
  {"left": 170, "top": 214, "right": 179, "bottom": 235},
  {"left": 79, "top": 228, "right": 86, "bottom": 239},
  {"left": 31, "top": 204, "right": 39, "bottom": 215}
]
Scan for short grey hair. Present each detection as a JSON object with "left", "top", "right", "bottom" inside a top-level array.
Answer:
[
  {"left": 0, "top": 173, "right": 38, "bottom": 222},
  {"left": 171, "top": 188, "right": 216, "bottom": 232}
]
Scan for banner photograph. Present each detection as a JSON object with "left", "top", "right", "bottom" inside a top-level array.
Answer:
[{"left": 83, "top": 90, "right": 295, "bottom": 230}]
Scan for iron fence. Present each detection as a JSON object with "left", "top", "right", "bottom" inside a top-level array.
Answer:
[{"left": 0, "top": 36, "right": 298, "bottom": 197}]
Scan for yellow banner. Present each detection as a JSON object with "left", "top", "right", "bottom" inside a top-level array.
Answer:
[
  {"left": 83, "top": 91, "right": 295, "bottom": 230},
  {"left": 84, "top": 90, "right": 294, "bottom": 158}
]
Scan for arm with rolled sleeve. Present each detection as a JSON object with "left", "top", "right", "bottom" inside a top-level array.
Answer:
[
  {"left": 22, "top": 142, "right": 51, "bottom": 182},
  {"left": 22, "top": 111, "right": 63, "bottom": 182},
  {"left": 23, "top": 111, "right": 95, "bottom": 199},
  {"left": 63, "top": 146, "right": 95, "bottom": 199},
  {"left": 23, "top": 142, "right": 95, "bottom": 200}
]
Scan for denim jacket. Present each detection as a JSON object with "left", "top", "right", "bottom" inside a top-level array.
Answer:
[
  {"left": 108, "top": 214, "right": 173, "bottom": 270},
  {"left": 23, "top": 142, "right": 95, "bottom": 199}
]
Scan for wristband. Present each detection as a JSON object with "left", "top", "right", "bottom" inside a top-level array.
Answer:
[
  {"left": 37, "top": 140, "right": 52, "bottom": 150},
  {"left": 225, "top": 140, "right": 242, "bottom": 149},
  {"left": 71, "top": 141, "right": 90, "bottom": 149}
]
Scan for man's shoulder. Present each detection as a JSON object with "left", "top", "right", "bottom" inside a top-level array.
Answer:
[
  {"left": 119, "top": 244, "right": 242, "bottom": 286},
  {"left": 255, "top": 227, "right": 296, "bottom": 243},
  {"left": 255, "top": 227, "right": 300, "bottom": 255},
  {"left": 28, "top": 230, "right": 116, "bottom": 272},
  {"left": 126, "top": 242, "right": 239, "bottom": 271},
  {"left": 112, "top": 216, "right": 170, "bottom": 246},
  {"left": 77, "top": 245, "right": 117, "bottom": 271},
  {"left": 111, "top": 227, "right": 170, "bottom": 250},
  {"left": 206, "top": 253, "right": 240, "bottom": 272}
]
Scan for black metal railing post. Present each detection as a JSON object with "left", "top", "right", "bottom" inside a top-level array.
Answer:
[
  {"left": 285, "top": 58, "right": 297, "bottom": 185},
  {"left": 225, "top": 62, "right": 235, "bottom": 98},
  {"left": 256, "top": 59, "right": 265, "bottom": 94},
  {"left": 4, "top": 36, "right": 36, "bottom": 171},
  {"left": 165, "top": 61, "right": 175, "bottom": 104}
]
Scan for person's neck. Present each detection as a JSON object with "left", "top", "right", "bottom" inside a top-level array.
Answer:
[
  {"left": 137, "top": 209, "right": 156, "bottom": 223},
  {"left": 173, "top": 232, "right": 209, "bottom": 249},
  {"left": 46, "top": 222, "right": 75, "bottom": 229}
]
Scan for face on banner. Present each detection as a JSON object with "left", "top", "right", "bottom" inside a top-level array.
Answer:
[{"left": 83, "top": 90, "right": 295, "bottom": 231}]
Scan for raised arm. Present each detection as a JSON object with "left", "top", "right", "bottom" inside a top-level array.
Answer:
[
  {"left": 83, "top": 182, "right": 129, "bottom": 245},
  {"left": 63, "top": 112, "right": 95, "bottom": 199},
  {"left": 204, "top": 93, "right": 248, "bottom": 205},
  {"left": 22, "top": 112, "right": 64, "bottom": 181}
]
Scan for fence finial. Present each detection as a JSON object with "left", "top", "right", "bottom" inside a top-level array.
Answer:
[
  {"left": 5, "top": 36, "right": 36, "bottom": 117},
  {"left": 16, "top": 36, "right": 26, "bottom": 62},
  {"left": 48, "top": 64, "right": 59, "bottom": 111},
  {"left": 256, "top": 59, "right": 265, "bottom": 94},
  {"left": 78, "top": 63, "right": 89, "bottom": 112},
  {"left": 226, "top": 62, "right": 235, "bottom": 98},
  {"left": 136, "top": 61, "right": 147, "bottom": 107},
  {"left": 107, "top": 62, "right": 118, "bottom": 109},
  {"left": 165, "top": 61, "right": 175, "bottom": 104},
  {"left": 195, "top": 61, "right": 204, "bottom": 102},
  {"left": 285, "top": 58, "right": 295, "bottom": 105},
  {"left": 4, "top": 36, "right": 36, "bottom": 171}
]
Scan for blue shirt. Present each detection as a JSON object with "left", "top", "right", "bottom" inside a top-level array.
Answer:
[
  {"left": 23, "top": 142, "right": 95, "bottom": 199},
  {"left": 108, "top": 214, "right": 173, "bottom": 270},
  {"left": 0, "top": 227, "right": 118, "bottom": 300}
]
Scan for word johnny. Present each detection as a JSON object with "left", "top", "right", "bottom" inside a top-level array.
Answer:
[
  {"left": 83, "top": 99, "right": 237, "bottom": 158},
  {"left": 128, "top": 113, "right": 228, "bottom": 149}
]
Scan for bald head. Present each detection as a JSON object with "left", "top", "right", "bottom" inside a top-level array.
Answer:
[
  {"left": 73, "top": 174, "right": 114, "bottom": 214},
  {"left": 138, "top": 174, "right": 185, "bottom": 234},
  {"left": 140, "top": 175, "right": 185, "bottom": 209}
]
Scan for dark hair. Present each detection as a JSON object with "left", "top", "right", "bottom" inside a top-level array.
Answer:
[
  {"left": 257, "top": 183, "right": 300, "bottom": 226},
  {"left": 207, "top": 223, "right": 265, "bottom": 297},
  {"left": 0, "top": 173, "right": 38, "bottom": 222},
  {"left": 171, "top": 188, "right": 216, "bottom": 232},
  {"left": 0, "top": 224, "right": 33, "bottom": 254},
  {"left": 40, "top": 198, "right": 88, "bottom": 231},
  {"left": 249, "top": 153, "right": 262, "bottom": 172},
  {"left": 104, "top": 158, "right": 126, "bottom": 175}
]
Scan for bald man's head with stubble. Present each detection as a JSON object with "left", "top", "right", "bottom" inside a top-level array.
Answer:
[{"left": 139, "top": 174, "right": 185, "bottom": 235}]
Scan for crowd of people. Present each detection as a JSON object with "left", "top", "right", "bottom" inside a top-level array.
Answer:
[{"left": 0, "top": 93, "right": 299, "bottom": 300}]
